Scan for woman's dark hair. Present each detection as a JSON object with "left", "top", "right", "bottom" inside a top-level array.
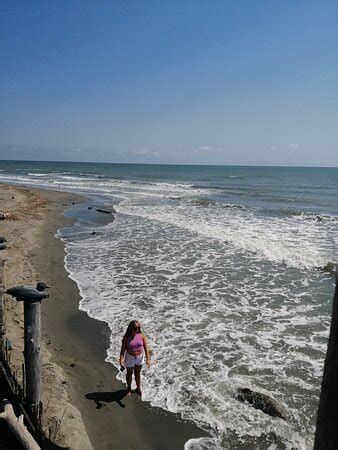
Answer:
[{"left": 124, "top": 320, "right": 142, "bottom": 337}]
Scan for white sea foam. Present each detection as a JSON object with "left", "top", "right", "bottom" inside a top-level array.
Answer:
[
  {"left": 27, "top": 172, "right": 51, "bottom": 176},
  {"left": 59, "top": 205, "right": 334, "bottom": 449},
  {"left": 114, "top": 197, "right": 337, "bottom": 270},
  {"left": 0, "top": 172, "right": 208, "bottom": 195}
]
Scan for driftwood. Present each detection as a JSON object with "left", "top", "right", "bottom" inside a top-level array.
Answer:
[
  {"left": 95, "top": 207, "right": 116, "bottom": 214},
  {"left": 0, "top": 363, "right": 37, "bottom": 436},
  {"left": 314, "top": 274, "right": 338, "bottom": 448},
  {"left": 0, "top": 399, "right": 40, "bottom": 449}
]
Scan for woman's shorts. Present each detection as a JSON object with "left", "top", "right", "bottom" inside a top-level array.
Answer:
[{"left": 124, "top": 352, "right": 144, "bottom": 368}]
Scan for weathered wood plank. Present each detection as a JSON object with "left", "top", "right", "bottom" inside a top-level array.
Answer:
[
  {"left": 0, "top": 399, "right": 40, "bottom": 450},
  {"left": 23, "top": 302, "right": 41, "bottom": 416},
  {"left": 314, "top": 274, "right": 338, "bottom": 449}
]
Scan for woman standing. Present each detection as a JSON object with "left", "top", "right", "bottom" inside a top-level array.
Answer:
[{"left": 119, "top": 320, "right": 150, "bottom": 396}]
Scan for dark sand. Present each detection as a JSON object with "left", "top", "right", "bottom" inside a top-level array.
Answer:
[{"left": 30, "top": 188, "right": 208, "bottom": 449}]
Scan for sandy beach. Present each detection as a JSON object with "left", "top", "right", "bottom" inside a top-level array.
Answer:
[{"left": 0, "top": 183, "right": 207, "bottom": 449}]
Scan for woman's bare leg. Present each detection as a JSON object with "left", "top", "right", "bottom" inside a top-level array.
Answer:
[
  {"left": 134, "top": 364, "right": 142, "bottom": 395},
  {"left": 126, "top": 367, "right": 134, "bottom": 394}
]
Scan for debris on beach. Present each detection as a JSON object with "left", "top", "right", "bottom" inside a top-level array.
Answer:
[
  {"left": 0, "top": 212, "right": 17, "bottom": 221},
  {"left": 95, "top": 207, "right": 116, "bottom": 214}
]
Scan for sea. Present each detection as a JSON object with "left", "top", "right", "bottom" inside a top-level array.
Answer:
[{"left": 0, "top": 160, "right": 337, "bottom": 449}]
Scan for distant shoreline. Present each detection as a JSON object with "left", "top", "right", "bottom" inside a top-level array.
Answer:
[{"left": 0, "top": 158, "right": 338, "bottom": 169}]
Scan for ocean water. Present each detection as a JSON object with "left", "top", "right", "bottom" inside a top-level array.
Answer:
[{"left": 0, "top": 160, "right": 337, "bottom": 449}]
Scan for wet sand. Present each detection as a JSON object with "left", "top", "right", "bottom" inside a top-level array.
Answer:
[{"left": 1, "top": 184, "right": 207, "bottom": 449}]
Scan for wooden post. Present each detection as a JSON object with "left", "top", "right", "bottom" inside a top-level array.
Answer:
[
  {"left": 23, "top": 301, "right": 42, "bottom": 420},
  {"left": 314, "top": 274, "right": 338, "bottom": 449},
  {"left": 0, "top": 259, "right": 5, "bottom": 355},
  {"left": 5, "top": 282, "right": 50, "bottom": 427}
]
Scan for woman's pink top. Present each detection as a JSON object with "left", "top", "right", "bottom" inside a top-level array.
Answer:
[{"left": 126, "top": 333, "right": 144, "bottom": 354}]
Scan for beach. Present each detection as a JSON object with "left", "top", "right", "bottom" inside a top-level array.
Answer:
[
  {"left": 0, "top": 183, "right": 206, "bottom": 449},
  {"left": 0, "top": 162, "right": 337, "bottom": 448}
]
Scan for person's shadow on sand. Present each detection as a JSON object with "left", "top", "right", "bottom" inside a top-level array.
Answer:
[{"left": 85, "top": 390, "right": 128, "bottom": 409}]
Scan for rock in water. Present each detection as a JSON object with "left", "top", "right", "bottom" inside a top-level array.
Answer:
[
  {"left": 235, "top": 388, "right": 288, "bottom": 420},
  {"left": 322, "top": 262, "right": 336, "bottom": 275}
]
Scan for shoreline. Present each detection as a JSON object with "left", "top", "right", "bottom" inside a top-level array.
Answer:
[{"left": 1, "top": 183, "right": 208, "bottom": 449}]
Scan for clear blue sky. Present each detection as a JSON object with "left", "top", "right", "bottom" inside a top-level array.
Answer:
[{"left": 1, "top": 1, "right": 337, "bottom": 166}]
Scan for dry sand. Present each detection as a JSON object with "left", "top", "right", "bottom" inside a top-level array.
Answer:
[
  {"left": 0, "top": 184, "right": 92, "bottom": 449},
  {"left": 0, "top": 184, "right": 207, "bottom": 449}
]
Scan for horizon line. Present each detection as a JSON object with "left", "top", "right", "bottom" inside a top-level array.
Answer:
[{"left": 0, "top": 158, "right": 337, "bottom": 170}]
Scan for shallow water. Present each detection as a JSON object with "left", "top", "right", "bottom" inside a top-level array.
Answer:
[{"left": 0, "top": 161, "right": 337, "bottom": 448}]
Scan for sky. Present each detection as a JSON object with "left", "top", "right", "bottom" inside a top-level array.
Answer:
[{"left": 0, "top": 1, "right": 337, "bottom": 166}]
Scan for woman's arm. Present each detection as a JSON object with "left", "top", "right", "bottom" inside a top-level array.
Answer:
[
  {"left": 119, "top": 336, "right": 126, "bottom": 365},
  {"left": 142, "top": 334, "right": 151, "bottom": 367}
]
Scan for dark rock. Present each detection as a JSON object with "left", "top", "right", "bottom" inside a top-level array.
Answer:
[
  {"left": 0, "top": 243, "right": 6, "bottom": 250},
  {"left": 322, "top": 262, "right": 336, "bottom": 275},
  {"left": 91, "top": 231, "right": 98, "bottom": 235},
  {"left": 0, "top": 237, "right": 6, "bottom": 243},
  {"left": 190, "top": 198, "right": 215, "bottom": 207},
  {"left": 88, "top": 206, "right": 93, "bottom": 210},
  {"left": 235, "top": 388, "right": 288, "bottom": 420},
  {"left": 95, "top": 207, "right": 116, "bottom": 214}
]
